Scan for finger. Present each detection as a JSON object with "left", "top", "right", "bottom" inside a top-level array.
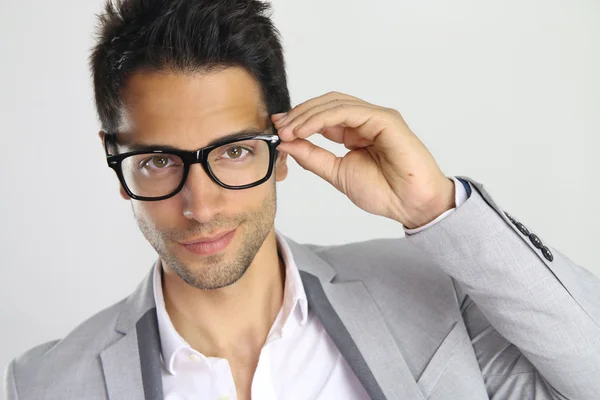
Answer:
[
  {"left": 294, "top": 104, "right": 388, "bottom": 142},
  {"left": 275, "top": 98, "right": 366, "bottom": 130},
  {"left": 279, "top": 121, "right": 367, "bottom": 150},
  {"left": 276, "top": 100, "right": 379, "bottom": 141},
  {"left": 344, "top": 131, "right": 373, "bottom": 149},
  {"left": 317, "top": 126, "right": 373, "bottom": 150},
  {"left": 274, "top": 92, "right": 363, "bottom": 129},
  {"left": 277, "top": 139, "right": 340, "bottom": 187},
  {"left": 271, "top": 112, "right": 287, "bottom": 122},
  {"left": 320, "top": 126, "right": 345, "bottom": 144}
]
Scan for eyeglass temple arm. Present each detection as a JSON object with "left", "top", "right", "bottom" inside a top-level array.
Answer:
[{"left": 103, "top": 131, "right": 117, "bottom": 157}]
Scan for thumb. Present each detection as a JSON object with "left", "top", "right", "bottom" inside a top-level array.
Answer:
[{"left": 278, "top": 139, "right": 339, "bottom": 186}]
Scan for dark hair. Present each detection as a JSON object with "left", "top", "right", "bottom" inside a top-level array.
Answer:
[{"left": 89, "top": 0, "right": 291, "bottom": 132}]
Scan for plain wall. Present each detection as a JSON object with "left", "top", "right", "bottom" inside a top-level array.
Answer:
[{"left": 1, "top": 0, "right": 599, "bottom": 393}]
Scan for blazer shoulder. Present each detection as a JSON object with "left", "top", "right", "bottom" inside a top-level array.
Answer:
[
  {"left": 10, "top": 296, "right": 128, "bottom": 392},
  {"left": 310, "top": 237, "right": 452, "bottom": 284}
]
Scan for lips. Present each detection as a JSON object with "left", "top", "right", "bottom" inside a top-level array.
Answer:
[
  {"left": 179, "top": 229, "right": 236, "bottom": 256},
  {"left": 180, "top": 230, "right": 233, "bottom": 245}
]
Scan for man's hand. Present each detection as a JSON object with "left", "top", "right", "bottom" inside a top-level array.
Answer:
[{"left": 273, "top": 91, "right": 455, "bottom": 229}]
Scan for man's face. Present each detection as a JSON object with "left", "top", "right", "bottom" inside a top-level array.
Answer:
[{"left": 108, "top": 67, "right": 287, "bottom": 290}]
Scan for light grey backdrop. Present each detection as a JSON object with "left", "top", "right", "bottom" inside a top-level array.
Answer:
[{"left": 1, "top": 0, "right": 599, "bottom": 393}]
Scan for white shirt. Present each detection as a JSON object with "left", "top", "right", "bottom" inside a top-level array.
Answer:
[{"left": 153, "top": 177, "right": 468, "bottom": 399}]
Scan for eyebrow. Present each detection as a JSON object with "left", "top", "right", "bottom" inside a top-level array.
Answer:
[{"left": 116, "top": 127, "right": 272, "bottom": 152}]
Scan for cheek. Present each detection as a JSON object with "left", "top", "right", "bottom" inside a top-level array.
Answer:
[
  {"left": 221, "top": 182, "right": 277, "bottom": 225},
  {"left": 244, "top": 180, "right": 277, "bottom": 207},
  {"left": 132, "top": 182, "right": 276, "bottom": 230},
  {"left": 132, "top": 199, "right": 182, "bottom": 231}
]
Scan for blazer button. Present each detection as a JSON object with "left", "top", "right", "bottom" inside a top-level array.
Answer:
[
  {"left": 515, "top": 222, "right": 530, "bottom": 236},
  {"left": 504, "top": 212, "right": 516, "bottom": 224},
  {"left": 529, "top": 233, "right": 543, "bottom": 249},
  {"left": 542, "top": 246, "right": 554, "bottom": 262}
]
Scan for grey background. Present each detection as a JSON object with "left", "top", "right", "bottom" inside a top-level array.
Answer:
[{"left": 1, "top": 0, "right": 599, "bottom": 394}]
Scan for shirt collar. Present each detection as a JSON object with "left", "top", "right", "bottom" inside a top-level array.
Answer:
[
  {"left": 152, "top": 230, "right": 308, "bottom": 374},
  {"left": 152, "top": 259, "right": 190, "bottom": 375},
  {"left": 266, "top": 230, "right": 309, "bottom": 343}
]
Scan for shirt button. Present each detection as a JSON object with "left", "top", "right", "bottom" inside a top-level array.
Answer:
[
  {"left": 504, "top": 212, "right": 516, "bottom": 224},
  {"left": 217, "top": 396, "right": 230, "bottom": 400},
  {"left": 188, "top": 353, "right": 202, "bottom": 362}
]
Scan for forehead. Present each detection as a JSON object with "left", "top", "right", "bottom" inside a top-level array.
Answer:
[{"left": 117, "top": 67, "right": 269, "bottom": 149}]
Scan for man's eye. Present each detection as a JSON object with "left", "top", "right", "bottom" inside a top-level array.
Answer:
[
  {"left": 149, "top": 156, "right": 170, "bottom": 168},
  {"left": 141, "top": 155, "right": 178, "bottom": 170},
  {"left": 222, "top": 146, "right": 250, "bottom": 159}
]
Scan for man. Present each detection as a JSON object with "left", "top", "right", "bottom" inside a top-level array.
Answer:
[{"left": 4, "top": 0, "right": 599, "bottom": 399}]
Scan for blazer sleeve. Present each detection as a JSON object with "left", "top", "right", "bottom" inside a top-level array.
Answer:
[
  {"left": 3, "top": 359, "right": 19, "bottom": 400},
  {"left": 404, "top": 176, "right": 600, "bottom": 400}
]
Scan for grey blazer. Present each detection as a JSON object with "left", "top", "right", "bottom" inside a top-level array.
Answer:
[{"left": 4, "top": 177, "right": 600, "bottom": 400}]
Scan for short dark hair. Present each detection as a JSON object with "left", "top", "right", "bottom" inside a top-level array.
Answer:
[{"left": 90, "top": 0, "right": 291, "bottom": 132}]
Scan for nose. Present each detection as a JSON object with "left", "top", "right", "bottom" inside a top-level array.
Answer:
[{"left": 180, "top": 163, "right": 224, "bottom": 223}]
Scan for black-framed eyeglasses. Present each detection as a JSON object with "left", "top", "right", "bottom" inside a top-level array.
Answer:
[{"left": 103, "top": 131, "right": 281, "bottom": 201}]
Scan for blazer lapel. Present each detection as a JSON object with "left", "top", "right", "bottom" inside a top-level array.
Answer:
[
  {"left": 100, "top": 263, "right": 164, "bottom": 400},
  {"left": 100, "top": 328, "right": 146, "bottom": 400},
  {"left": 136, "top": 308, "right": 164, "bottom": 400},
  {"left": 289, "top": 238, "right": 425, "bottom": 400}
]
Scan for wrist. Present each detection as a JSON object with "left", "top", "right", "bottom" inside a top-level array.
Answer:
[{"left": 402, "top": 178, "right": 456, "bottom": 229}]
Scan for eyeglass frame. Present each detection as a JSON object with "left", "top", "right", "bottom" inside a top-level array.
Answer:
[{"left": 103, "top": 129, "right": 282, "bottom": 201}]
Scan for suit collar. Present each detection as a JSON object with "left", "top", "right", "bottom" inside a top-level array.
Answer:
[
  {"left": 100, "top": 306, "right": 164, "bottom": 400},
  {"left": 101, "top": 262, "right": 163, "bottom": 400},
  {"left": 282, "top": 235, "right": 337, "bottom": 282},
  {"left": 114, "top": 260, "right": 158, "bottom": 335}
]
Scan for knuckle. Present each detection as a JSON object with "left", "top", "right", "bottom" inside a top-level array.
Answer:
[
  {"left": 386, "top": 107, "right": 402, "bottom": 117},
  {"left": 329, "top": 99, "right": 346, "bottom": 109},
  {"left": 335, "top": 103, "right": 352, "bottom": 112}
]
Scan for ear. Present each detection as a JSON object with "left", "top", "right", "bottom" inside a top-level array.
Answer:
[
  {"left": 99, "top": 130, "right": 131, "bottom": 201},
  {"left": 274, "top": 150, "right": 288, "bottom": 182},
  {"left": 119, "top": 185, "right": 131, "bottom": 201}
]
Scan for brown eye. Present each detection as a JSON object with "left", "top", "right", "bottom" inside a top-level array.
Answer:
[
  {"left": 226, "top": 146, "right": 243, "bottom": 159},
  {"left": 151, "top": 156, "right": 169, "bottom": 168}
]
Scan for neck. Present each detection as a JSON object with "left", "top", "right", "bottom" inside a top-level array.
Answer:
[{"left": 161, "top": 228, "right": 284, "bottom": 359}]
